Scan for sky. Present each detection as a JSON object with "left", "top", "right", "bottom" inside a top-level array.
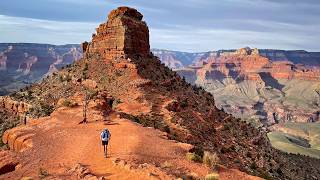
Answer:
[{"left": 0, "top": 0, "right": 319, "bottom": 52}]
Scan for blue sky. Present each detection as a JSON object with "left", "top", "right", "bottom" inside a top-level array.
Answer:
[{"left": 0, "top": 0, "right": 319, "bottom": 52}]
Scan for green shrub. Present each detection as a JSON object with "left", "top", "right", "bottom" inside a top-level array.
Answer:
[
  {"left": 205, "top": 173, "right": 219, "bottom": 180},
  {"left": 180, "top": 98, "right": 188, "bottom": 108},
  {"left": 62, "top": 99, "right": 78, "bottom": 107},
  {"left": 203, "top": 151, "right": 220, "bottom": 169},
  {"left": 186, "top": 152, "right": 202, "bottom": 162},
  {"left": 29, "top": 102, "right": 54, "bottom": 117},
  {"left": 0, "top": 116, "right": 20, "bottom": 147}
]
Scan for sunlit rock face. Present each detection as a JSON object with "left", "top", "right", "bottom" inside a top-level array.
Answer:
[{"left": 84, "top": 6, "right": 150, "bottom": 61}]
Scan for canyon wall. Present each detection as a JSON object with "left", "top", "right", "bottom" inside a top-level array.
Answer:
[
  {"left": 0, "top": 43, "right": 82, "bottom": 95},
  {"left": 174, "top": 48, "right": 320, "bottom": 126}
]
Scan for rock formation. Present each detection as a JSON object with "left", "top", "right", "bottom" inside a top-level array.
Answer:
[
  {"left": 84, "top": 6, "right": 150, "bottom": 61},
  {"left": 0, "top": 150, "right": 19, "bottom": 175},
  {"left": 0, "top": 96, "right": 31, "bottom": 116},
  {"left": 2, "top": 126, "right": 34, "bottom": 152},
  {"left": 174, "top": 48, "right": 320, "bottom": 126}
]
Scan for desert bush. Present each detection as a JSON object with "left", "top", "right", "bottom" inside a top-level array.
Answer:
[
  {"left": 82, "top": 63, "right": 89, "bottom": 79},
  {"left": 38, "top": 167, "right": 49, "bottom": 179},
  {"left": 203, "top": 151, "right": 220, "bottom": 169},
  {"left": 179, "top": 98, "right": 188, "bottom": 108},
  {"left": 29, "top": 102, "right": 54, "bottom": 117},
  {"left": 0, "top": 116, "right": 19, "bottom": 147},
  {"left": 112, "top": 98, "right": 122, "bottom": 109},
  {"left": 62, "top": 99, "right": 78, "bottom": 107},
  {"left": 186, "top": 152, "right": 202, "bottom": 163},
  {"left": 205, "top": 173, "right": 219, "bottom": 180}
]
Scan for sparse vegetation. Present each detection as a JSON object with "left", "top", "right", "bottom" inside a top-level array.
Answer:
[
  {"left": 82, "top": 62, "right": 89, "bottom": 80},
  {"left": 62, "top": 99, "right": 78, "bottom": 107},
  {"left": 203, "top": 151, "right": 220, "bottom": 169},
  {"left": 186, "top": 152, "right": 202, "bottom": 163},
  {"left": 38, "top": 167, "right": 49, "bottom": 179},
  {"left": 112, "top": 98, "right": 122, "bottom": 110},
  {"left": 29, "top": 102, "right": 55, "bottom": 117},
  {"left": 205, "top": 173, "right": 219, "bottom": 180},
  {"left": 0, "top": 115, "right": 19, "bottom": 147},
  {"left": 81, "top": 88, "right": 97, "bottom": 124},
  {"left": 268, "top": 122, "right": 320, "bottom": 159}
]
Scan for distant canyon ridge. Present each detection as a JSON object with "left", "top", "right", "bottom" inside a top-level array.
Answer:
[
  {"left": 166, "top": 47, "right": 320, "bottom": 127},
  {"left": 0, "top": 43, "right": 319, "bottom": 126},
  {"left": 0, "top": 43, "right": 82, "bottom": 95}
]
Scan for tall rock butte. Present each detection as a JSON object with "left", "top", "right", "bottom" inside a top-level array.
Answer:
[{"left": 83, "top": 7, "right": 150, "bottom": 61}]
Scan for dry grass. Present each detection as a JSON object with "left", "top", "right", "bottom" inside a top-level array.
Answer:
[
  {"left": 203, "top": 151, "right": 220, "bottom": 169},
  {"left": 161, "top": 161, "right": 173, "bottom": 169},
  {"left": 186, "top": 152, "right": 202, "bottom": 163},
  {"left": 62, "top": 99, "right": 78, "bottom": 108},
  {"left": 205, "top": 173, "right": 219, "bottom": 180}
]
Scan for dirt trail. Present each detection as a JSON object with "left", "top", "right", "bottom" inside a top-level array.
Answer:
[
  {"left": 1, "top": 105, "right": 210, "bottom": 179},
  {"left": 1, "top": 100, "right": 262, "bottom": 180}
]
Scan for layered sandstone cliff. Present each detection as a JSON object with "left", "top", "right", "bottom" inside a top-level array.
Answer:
[
  {"left": 175, "top": 48, "right": 320, "bottom": 126},
  {"left": 84, "top": 7, "right": 150, "bottom": 61}
]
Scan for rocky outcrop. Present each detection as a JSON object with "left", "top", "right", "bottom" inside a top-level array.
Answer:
[
  {"left": 0, "top": 46, "right": 13, "bottom": 71},
  {"left": 196, "top": 51, "right": 270, "bottom": 83},
  {"left": 85, "top": 6, "right": 150, "bottom": 61},
  {"left": 0, "top": 150, "right": 19, "bottom": 175},
  {"left": 68, "top": 163, "right": 103, "bottom": 179},
  {"left": 2, "top": 126, "right": 34, "bottom": 152},
  {"left": 0, "top": 96, "right": 31, "bottom": 115}
]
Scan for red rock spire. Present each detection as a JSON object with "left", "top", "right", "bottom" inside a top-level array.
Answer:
[{"left": 83, "top": 6, "right": 150, "bottom": 61}]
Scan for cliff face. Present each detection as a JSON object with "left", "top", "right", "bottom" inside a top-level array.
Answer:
[
  {"left": 85, "top": 7, "right": 150, "bottom": 61},
  {"left": 259, "top": 50, "right": 320, "bottom": 66},
  {"left": 195, "top": 48, "right": 320, "bottom": 82},
  {"left": 0, "top": 96, "right": 31, "bottom": 115},
  {"left": 174, "top": 48, "right": 320, "bottom": 126},
  {"left": 152, "top": 49, "right": 209, "bottom": 69},
  {"left": 0, "top": 43, "right": 82, "bottom": 95},
  {"left": 153, "top": 48, "right": 320, "bottom": 69}
]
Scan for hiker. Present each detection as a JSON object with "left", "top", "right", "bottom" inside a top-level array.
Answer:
[{"left": 101, "top": 128, "right": 111, "bottom": 158}]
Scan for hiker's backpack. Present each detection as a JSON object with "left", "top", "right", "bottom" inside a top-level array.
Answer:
[{"left": 101, "top": 130, "right": 110, "bottom": 141}]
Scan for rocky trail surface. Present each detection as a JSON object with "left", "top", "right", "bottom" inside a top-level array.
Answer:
[{"left": 0, "top": 100, "right": 261, "bottom": 180}]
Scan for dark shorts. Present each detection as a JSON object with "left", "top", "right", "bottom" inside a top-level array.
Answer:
[{"left": 102, "top": 141, "right": 109, "bottom": 146}]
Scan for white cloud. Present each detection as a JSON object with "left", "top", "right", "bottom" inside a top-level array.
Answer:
[
  {"left": 150, "top": 24, "right": 320, "bottom": 52},
  {"left": 0, "top": 15, "right": 98, "bottom": 44}
]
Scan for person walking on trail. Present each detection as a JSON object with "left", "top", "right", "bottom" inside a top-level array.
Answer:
[{"left": 101, "top": 128, "right": 111, "bottom": 158}]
